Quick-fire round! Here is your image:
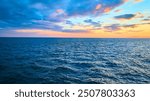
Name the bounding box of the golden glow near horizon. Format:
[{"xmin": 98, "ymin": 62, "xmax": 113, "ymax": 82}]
[{"xmin": 16, "ymin": 23, "xmax": 150, "ymax": 38}]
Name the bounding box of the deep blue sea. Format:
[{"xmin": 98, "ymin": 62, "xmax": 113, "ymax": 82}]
[{"xmin": 0, "ymin": 38, "xmax": 150, "ymax": 84}]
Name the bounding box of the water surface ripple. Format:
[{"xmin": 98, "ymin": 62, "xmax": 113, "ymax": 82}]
[{"xmin": 0, "ymin": 38, "xmax": 150, "ymax": 84}]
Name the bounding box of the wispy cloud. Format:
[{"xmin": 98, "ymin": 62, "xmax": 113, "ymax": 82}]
[
  {"xmin": 84, "ymin": 19, "xmax": 101, "ymax": 27},
  {"xmin": 114, "ymin": 12, "xmax": 144, "ymax": 21},
  {"xmin": 114, "ymin": 14, "xmax": 136, "ymax": 20}
]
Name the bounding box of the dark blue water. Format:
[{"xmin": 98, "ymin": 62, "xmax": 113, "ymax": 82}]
[{"xmin": 0, "ymin": 38, "xmax": 150, "ymax": 84}]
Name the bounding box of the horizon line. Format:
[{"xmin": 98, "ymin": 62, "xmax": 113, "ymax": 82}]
[{"xmin": 0, "ymin": 37, "xmax": 150, "ymax": 39}]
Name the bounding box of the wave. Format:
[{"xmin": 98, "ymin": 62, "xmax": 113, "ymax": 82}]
[{"xmin": 0, "ymin": 38, "xmax": 150, "ymax": 84}]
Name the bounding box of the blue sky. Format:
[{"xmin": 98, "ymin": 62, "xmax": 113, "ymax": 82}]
[{"xmin": 0, "ymin": 0, "xmax": 150, "ymax": 37}]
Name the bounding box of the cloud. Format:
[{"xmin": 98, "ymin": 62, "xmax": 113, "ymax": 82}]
[
  {"xmin": 122, "ymin": 24, "xmax": 137, "ymax": 28},
  {"xmin": 114, "ymin": 9, "xmax": 122, "ymax": 13},
  {"xmin": 0, "ymin": 0, "xmax": 130, "ymax": 33},
  {"xmin": 102, "ymin": 22, "xmax": 150, "ymax": 33},
  {"xmin": 95, "ymin": 4, "xmax": 102, "ymax": 10},
  {"xmin": 114, "ymin": 14, "xmax": 136, "ymax": 20},
  {"xmin": 142, "ymin": 19, "xmax": 150, "ymax": 21},
  {"xmin": 65, "ymin": 21, "xmax": 74, "ymax": 26},
  {"xmin": 134, "ymin": 0, "xmax": 143, "ymax": 3},
  {"xmin": 66, "ymin": 0, "xmax": 124, "ymax": 16},
  {"xmin": 104, "ymin": 8, "xmax": 111, "ymax": 13},
  {"xmin": 123, "ymin": 0, "xmax": 129, "ymax": 2},
  {"xmin": 84, "ymin": 19, "xmax": 101, "ymax": 27},
  {"xmin": 103, "ymin": 23, "xmax": 141, "ymax": 31},
  {"xmin": 114, "ymin": 12, "xmax": 144, "ymax": 21},
  {"xmin": 104, "ymin": 24, "xmax": 121, "ymax": 31},
  {"xmin": 135, "ymin": 12, "xmax": 144, "ymax": 18}
]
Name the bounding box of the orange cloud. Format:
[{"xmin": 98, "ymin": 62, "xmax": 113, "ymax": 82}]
[
  {"xmin": 134, "ymin": 0, "xmax": 143, "ymax": 3},
  {"xmin": 95, "ymin": 4, "xmax": 102, "ymax": 10},
  {"xmin": 104, "ymin": 7, "xmax": 111, "ymax": 13}
]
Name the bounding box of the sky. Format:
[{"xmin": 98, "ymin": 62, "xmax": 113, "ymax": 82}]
[{"xmin": 0, "ymin": 0, "xmax": 150, "ymax": 38}]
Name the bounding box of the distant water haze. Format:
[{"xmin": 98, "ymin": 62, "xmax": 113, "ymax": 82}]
[{"xmin": 0, "ymin": 38, "xmax": 150, "ymax": 84}]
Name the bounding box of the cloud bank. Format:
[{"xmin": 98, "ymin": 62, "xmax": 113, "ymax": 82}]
[{"xmin": 0, "ymin": 0, "xmax": 126, "ymax": 32}]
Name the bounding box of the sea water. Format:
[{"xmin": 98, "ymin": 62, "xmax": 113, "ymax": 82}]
[{"xmin": 0, "ymin": 38, "xmax": 150, "ymax": 84}]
